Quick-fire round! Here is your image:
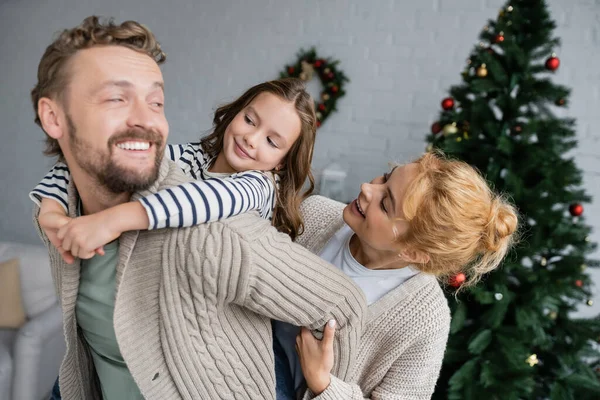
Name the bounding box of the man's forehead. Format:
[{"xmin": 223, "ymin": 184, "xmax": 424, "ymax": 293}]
[{"xmin": 69, "ymin": 46, "xmax": 163, "ymax": 87}]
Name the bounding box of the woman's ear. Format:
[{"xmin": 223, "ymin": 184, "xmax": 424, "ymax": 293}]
[
  {"xmin": 38, "ymin": 98, "xmax": 65, "ymax": 140},
  {"xmin": 399, "ymin": 248, "xmax": 430, "ymax": 265}
]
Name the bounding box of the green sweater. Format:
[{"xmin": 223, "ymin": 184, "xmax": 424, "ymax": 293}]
[{"xmin": 33, "ymin": 159, "xmax": 366, "ymax": 400}]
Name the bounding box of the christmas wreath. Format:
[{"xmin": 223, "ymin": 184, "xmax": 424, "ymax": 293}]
[{"xmin": 280, "ymin": 47, "xmax": 348, "ymax": 128}]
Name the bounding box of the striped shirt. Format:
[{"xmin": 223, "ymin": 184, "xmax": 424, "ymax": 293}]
[{"xmin": 29, "ymin": 142, "xmax": 277, "ymax": 230}]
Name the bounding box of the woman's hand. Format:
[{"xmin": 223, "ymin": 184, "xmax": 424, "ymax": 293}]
[{"xmin": 296, "ymin": 319, "xmax": 336, "ymax": 395}]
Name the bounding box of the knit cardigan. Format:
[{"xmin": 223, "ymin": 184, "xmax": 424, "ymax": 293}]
[
  {"xmin": 295, "ymin": 196, "xmax": 451, "ymax": 400},
  {"xmin": 33, "ymin": 159, "xmax": 367, "ymax": 400}
]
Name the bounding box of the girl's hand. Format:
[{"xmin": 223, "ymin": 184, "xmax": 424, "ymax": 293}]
[
  {"xmin": 57, "ymin": 212, "xmax": 114, "ymax": 260},
  {"xmin": 296, "ymin": 319, "xmax": 336, "ymax": 395},
  {"xmin": 56, "ymin": 201, "xmax": 148, "ymax": 259},
  {"xmin": 39, "ymin": 198, "xmax": 76, "ymax": 264}
]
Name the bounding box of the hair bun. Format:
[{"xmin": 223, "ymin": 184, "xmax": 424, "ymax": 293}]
[{"xmin": 482, "ymin": 198, "xmax": 518, "ymax": 252}]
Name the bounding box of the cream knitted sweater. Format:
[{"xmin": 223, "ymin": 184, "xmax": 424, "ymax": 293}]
[
  {"xmin": 296, "ymin": 196, "xmax": 451, "ymax": 400},
  {"xmin": 33, "ymin": 160, "xmax": 367, "ymax": 400}
]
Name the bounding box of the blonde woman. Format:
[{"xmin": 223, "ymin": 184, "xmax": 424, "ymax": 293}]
[{"xmin": 274, "ymin": 151, "xmax": 519, "ymax": 399}]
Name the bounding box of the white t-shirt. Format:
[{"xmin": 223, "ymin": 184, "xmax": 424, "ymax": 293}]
[{"xmin": 273, "ymin": 224, "xmax": 419, "ymax": 390}]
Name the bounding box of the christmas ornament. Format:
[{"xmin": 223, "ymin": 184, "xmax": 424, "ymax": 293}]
[
  {"xmin": 556, "ymin": 98, "xmax": 566, "ymax": 106},
  {"xmin": 443, "ymin": 123, "xmax": 458, "ymax": 136},
  {"xmin": 280, "ymin": 47, "xmax": 348, "ymax": 128},
  {"xmin": 441, "ymin": 97, "xmax": 455, "ymax": 110},
  {"xmin": 512, "ymin": 124, "xmax": 523, "ymax": 134},
  {"xmin": 316, "ymin": 112, "xmax": 322, "ymax": 119},
  {"xmin": 549, "ymin": 311, "xmax": 557, "ymax": 320},
  {"xmin": 581, "ymin": 264, "xmax": 588, "ymax": 271},
  {"xmin": 545, "ymin": 54, "xmax": 560, "ymax": 71},
  {"xmin": 431, "ymin": 122, "xmax": 442, "ymax": 134},
  {"xmin": 300, "ymin": 60, "xmax": 315, "ymax": 81},
  {"xmin": 526, "ymin": 354, "xmax": 539, "ymax": 367},
  {"xmin": 569, "ymin": 203, "xmax": 583, "ymax": 216},
  {"xmin": 495, "ymin": 293, "xmax": 503, "ymax": 301},
  {"xmin": 575, "ymin": 280, "xmax": 583, "ymax": 287},
  {"xmin": 476, "ymin": 64, "xmax": 488, "ymax": 77},
  {"xmin": 456, "ymin": 137, "xmax": 462, "ymax": 142},
  {"xmin": 587, "ymin": 299, "xmax": 594, "ymax": 306},
  {"xmin": 426, "ymin": 144, "xmax": 434, "ymax": 152},
  {"xmin": 507, "ymin": 5, "xmax": 513, "ymax": 12},
  {"xmin": 540, "ymin": 257, "xmax": 547, "ymax": 266},
  {"xmin": 495, "ymin": 33, "xmax": 505, "ymax": 43},
  {"xmin": 449, "ymin": 273, "xmax": 466, "ymax": 287}
]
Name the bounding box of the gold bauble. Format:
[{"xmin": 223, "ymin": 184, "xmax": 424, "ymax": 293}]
[
  {"xmin": 526, "ymin": 354, "xmax": 539, "ymax": 367},
  {"xmin": 443, "ymin": 123, "xmax": 458, "ymax": 136},
  {"xmin": 476, "ymin": 64, "xmax": 488, "ymax": 78}
]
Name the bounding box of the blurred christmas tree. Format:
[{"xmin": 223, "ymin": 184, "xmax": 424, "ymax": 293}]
[{"xmin": 426, "ymin": 1, "xmax": 600, "ymax": 399}]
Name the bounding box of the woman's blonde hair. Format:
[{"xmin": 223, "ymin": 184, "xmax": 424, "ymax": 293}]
[
  {"xmin": 200, "ymin": 78, "xmax": 317, "ymax": 240},
  {"xmin": 399, "ymin": 151, "xmax": 518, "ymax": 289}
]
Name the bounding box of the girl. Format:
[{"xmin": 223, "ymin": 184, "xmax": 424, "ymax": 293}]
[
  {"xmin": 31, "ymin": 78, "xmax": 316, "ymax": 259},
  {"xmin": 274, "ymin": 151, "xmax": 519, "ymax": 399}
]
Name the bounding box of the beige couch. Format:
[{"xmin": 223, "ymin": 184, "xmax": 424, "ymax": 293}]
[{"xmin": 0, "ymin": 241, "xmax": 65, "ymax": 400}]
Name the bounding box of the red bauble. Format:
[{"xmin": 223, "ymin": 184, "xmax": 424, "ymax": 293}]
[
  {"xmin": 287, "ymin": 66, "xmax": 295, "ymax": 74},
  {"xmin": 569, "ymin": 203, "xmax": 583, "ymax": 216},
  {"xmin": 545, "ymin": 56, "xmax": 560, "ymax": 71},
  {"xmin": 330, "ymin": 85, "xmax": 339, "ymax": 93},
  {"xmin": 431, "ymin": 122, "xmax": 442, "ymax": 134},
  {"xmin": 326, "ymin": 72, "xmax": 335, "ymax": 79},
  {"xmin": 575, "ymin": 280, "xmax": 584, "ymax": 287},
  {"xmin": 450, "ymin": 273, "xmax": 466, "ymax": 288},
  {"xmin": 494, "ymin": 34, "xmax": 505, "ymax": 43},
  {"xmin": 318, "ymin": 103, "xmax": 326, "ymax": 111},
  {"xmin": 314, "ymin": 59, "xmax": 324, "ymax": 68},
  {"xmin": 316, "ymin": 120, "xmax": 321, "ymax": 127},
  {"xmin": 441, "ymin": 97, "xmax": 455, "ymax": 110}
]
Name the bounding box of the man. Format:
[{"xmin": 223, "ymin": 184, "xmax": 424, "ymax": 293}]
[{"xmin": 31, "ymin": 16, "xmax": 365, "ymax": 399}]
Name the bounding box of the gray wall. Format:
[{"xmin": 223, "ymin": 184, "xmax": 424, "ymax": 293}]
[{"xmin": 1, "ymin": 0, "xmax": 599, "ymax": 316}]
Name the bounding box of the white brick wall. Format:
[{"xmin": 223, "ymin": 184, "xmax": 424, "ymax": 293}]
[{"xmin": 0, "ymin": 0, "xmax": 598, "ymax": 315}]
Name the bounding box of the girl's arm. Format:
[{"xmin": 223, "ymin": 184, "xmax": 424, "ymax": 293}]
[
  {"xmin": 58, "ymin": 171, "xmax": 276, "ymax": 258},
  {"xmin": 29, "ymin": 162, "xmax": 71, "ymax": 212},
  {"xmin": 140, "ymin": 170, "xmax": 276, "ymax": 229}
]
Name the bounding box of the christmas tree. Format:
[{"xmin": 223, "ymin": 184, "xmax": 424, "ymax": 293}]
[{"xmin": 426, "ymin": 1, "xmax": 600, "ymax": 398}]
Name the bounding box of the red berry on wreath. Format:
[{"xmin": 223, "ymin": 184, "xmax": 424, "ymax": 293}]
[
  {"xmin": 545, "ymin": 56, "xmax": 560, "ymax": 71},
  {"xmin": 431, "ymin": 122, "xmax": 442, "ymax": 134},
  {"xmin": 327, "ymin": 72, "xmax": 335, "ymax": 80},
  {"xmin": 575, "ymin": 280, "xmax": 583, "ymax": 287},
  {"xmin": 494, "ymin": 34, "xmax": 505, "ymax": 43},
  {"xmin": 441, "ymin": 97, "xmax": 455, "ymax": 110},
  {"xmin": 449, "ymin": 273, "xmax": 466, "ymax": 288},
  {"xmin": 316, "ymin": 120, "xmax": 321, "ymax": 127},
  {"xmin": 287, "ymin": 66, "xmax": 295, "ymax": 75},
  {"xmin": 331, "ymin": 86, "xmax": 339, "ymax": 93},
  {"xmin": 314, "ymin": 59, "xmax": 324, "ymax": 68},
  {"xmin": 569, "ymin": 203, "xmax": 583, "ymax": 216},
  {"xmin": 318, "ymin": 103, "xmax": 326, "ymax": 111}
]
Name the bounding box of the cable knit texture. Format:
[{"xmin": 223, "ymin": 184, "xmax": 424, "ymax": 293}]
[
  {"xmin": 297, "ymin": 196, "xmax": 451, "ymax": 400},
  {"xmin": 32, "ymin": 160, "xmax": 367, "ymax": 400}
]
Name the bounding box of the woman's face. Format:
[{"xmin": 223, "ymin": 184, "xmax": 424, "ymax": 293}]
[{"xmin": 343, "ymin": 163, "xmax": 419, "ymax": 253}]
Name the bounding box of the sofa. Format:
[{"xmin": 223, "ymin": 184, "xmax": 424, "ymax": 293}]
[{"xmin": 0, "ymin": 241, "xmax": 65, "ymax": 400}]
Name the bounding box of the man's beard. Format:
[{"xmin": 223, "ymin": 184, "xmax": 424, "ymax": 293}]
[{"xmin": 66, "ymin": 115, "xmax": 164, "ymax": 194}]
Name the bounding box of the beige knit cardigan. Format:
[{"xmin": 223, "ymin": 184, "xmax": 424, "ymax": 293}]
[
  {"xmin": 33, "ymin": 159, "xmax": 367, "ymax": 400},
  {"xmin": 296, "ymin": 196, "xmax": 451, "ymax": 400}
]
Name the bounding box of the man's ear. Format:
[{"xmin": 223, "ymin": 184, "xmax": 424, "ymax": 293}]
[
  {"xmin": 38, "ymin": 97, "xmax": 65, "ymax": 140},
  {"xmin": 399, "ymin": 248, "xmax": 430, "ymax": 265}
]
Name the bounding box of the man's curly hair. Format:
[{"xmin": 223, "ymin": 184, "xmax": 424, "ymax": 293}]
[{"xmin": 31, "ymin": 16, "xmax": 166, "ymax": 159}]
